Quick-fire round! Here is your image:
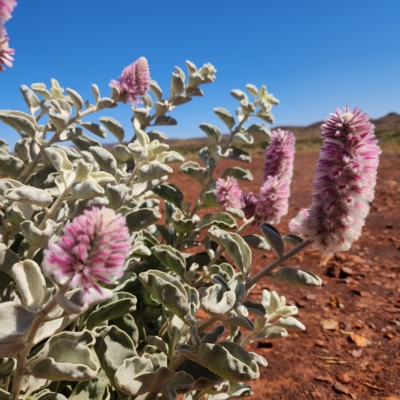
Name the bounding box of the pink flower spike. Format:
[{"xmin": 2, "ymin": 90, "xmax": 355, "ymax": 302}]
[
  {"xmin": 294, "ymin": 106, "xmax": 381, "ymax": 253},
  {"xmin": 0, "ymin": 0, "xmax": 17, "ymax": 24},
  {"xmin": 263, "ymin": 128, "xmax": 296, "ymax": 184},
  {"xmin": 42, "ymin": 207, "xmax": 131, "ymax": 300},
  {"xmin": 241, "ymin": 191, "xmax": 257, "ymax": 219},
  {"xmin": 215, "ymin": 177, "xmax": 244, "ymax": 210},
  {"xmin": 255, "ymin": 176, "xmax": 290, "ymax": 224},
  {"xmin": 109, "ymin": 57, "xmax": 151, "ymax": 105},
  {"xmin": 0, "ymin": 34, "xmax": 14, "ymax": 71}
]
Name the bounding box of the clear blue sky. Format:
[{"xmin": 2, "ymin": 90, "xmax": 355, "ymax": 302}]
[{"xmin": 1, "ymin": 0, "xmax": 399, "ymax": 147}]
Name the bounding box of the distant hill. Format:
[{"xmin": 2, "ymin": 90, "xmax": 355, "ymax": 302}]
[{"xmin": 166, "ymin": 112, "xmax": 400, "ymax": 152}]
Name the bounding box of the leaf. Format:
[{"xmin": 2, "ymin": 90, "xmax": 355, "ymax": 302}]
[
  {"xmin": 114, "ymin": 357, "xmax": 174, "ymax": 396},
  {"xmin": 180, "ymin": 161, "xmax": 209, "ymax": 186},
  {"xmin": 11, "ymin": 260, "xmax": 46, "ymax": 312},
  {"xmin": 99, "ymin": 116, "xmax": 125, "ymax": 142},
  {"xmin": 199, "ymin": 123, "xmax": 221, "ymax": 143},
  {"xmin": 138, "ymin": 162, "xmax": 173, "ymax": 182},
  {"xmin": 86, "ymin": 292, "xmax": 137, "ymax": 330},
  {"xmin": 66, "ymin": 88, "xmax": 84, "ymax": 112},
  {"xmin": 69, "ymin": 378, "xmax": 112, "ymax": 400},
  {"xmin": 44, "ymin": 147, "xmax": 73, "ymax": 184},
  {"xmin": 94, "ymin": 325, "xmax": 137, "ymax": 385},
  {"xmin": 275, "ymin": 316, "xmax": 305, "ymax": 331},
  {"xmin": 5, "ymin": 187, "xmax": 53, "ymax": 208},
  {"xmin": 20, "ymin": 220, "xmax": 58, "ymax": 248},
  {"xmin": 242, "ymin": 234, "xmax": 270, "ymax": 251},
  {"xmin": 180, "ymin": 341, "xmax": 263, "ymax": 382},
  {"xmin": 254, "ymin": 325, "xmax": 288, "ymax": 341},
  {"xmin": 282, "ymin": 234, "xmax": 304, "ymax": 246},
  {"xmin": 198, "ymin": 212, "xmax": 237, "ymax": 230},
  {"xmin": 201, "ymin": 284, "xmax": 236, "ymax": 316},
  {"xmin": 208, "ymin": 226, "xmax": 252, "ymax": 276},
  {"xmin": 152, "ymin": 245, "xmax": 186, "ymax": 277},
  {"xmin": 259, "ymin": 223, "xmax": 284, "ymax": 258},
  {"xmin": 20, "ymin": 85, "xmax": 41, "ymax": 114},
  {"xmin": 271, "ymin": 267, "xmax": 323, "ymax": 288},
  {"xmin": 152, "ymin": 183, "xmax": 183, "ymax": 209},
  {"xmin": 153, "ymin": 115, "xmax": 178, "ymax": 126},
  {"xmin": 139, "ymin": 270, "xmax": 189, "ymax": 321},
  {"xmin": 70, "ymin": 180, "xmax": 104, "ymax": 200},
  {"xmin": 0, "ymin": 302, "xmax": 37, "ymax": 357},
  {"xmin": 126, "ymin": 208, "xmax": 161, "ymax": 232},
  {"xmin": 29, "ymin": 338, "xmax": 98, "ymax": 381},
  {"xmin": 0, "ymin": 153, "xmax": 24, "ymax": 178},
  {"xmin": 145, "ymin": 336, "xmax": 169, "ymax": 355},
  {"xmin": 230, "ymin": 90, "xmax": 248, "ymax": 102},
  {"xmin": 213, "ymin": 107, "xmax": 235, "ymax": 130},
  {"xmin": 231, "ymin": 132, "xmax": 254, "ymax": 146},
  {"xmin": 225, "ymin": 316, "xmax": 254, "ymax": 331},
  {"xmin": 221, "ymin": 167, "xmax": 253, "ymax": 181},
  {"xmin": 89, "ymin": 146, "xmax": 117, "ymax": 176},
  {"xmin": 0, "ymin": 111, "xmax": 37, "ymax": 138},
  {"xmin": 247, "ymin": 123, "xmax": 271, "ymax": 136},
  {"xmin": 79, "ymin": 122, "xmax": 107, "ymax": 139},
  {"xmin": 150, "ymin": 80, "xmax": 163, "ymax": 101}
]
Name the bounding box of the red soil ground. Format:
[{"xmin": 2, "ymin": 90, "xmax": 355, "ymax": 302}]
[{"xmin": 168, "ymin": 147, "xmax": 400, "ymax": 400}]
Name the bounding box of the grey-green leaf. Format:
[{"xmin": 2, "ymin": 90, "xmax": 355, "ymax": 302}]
[
  {"xmin": 139, "ymin": 270, "xmax": 189, "ymax": 321},
  {"xmin": 199, "ymin": 123, "xmax": 221, "ymax": 144},
  {"xmin": 79, "ymin": 122, "xmax": 107, "ymax": 139},
  {"xmin": 259, "ymin": 223, "xmax": 284, "ymax": 258},
  {"xmin": 99, "ymin": 117, "xmax": 124, "ymax": 142},
  {"xmin": 198, "ymin": 212, "xmax": 237, "ymax": 230},
  {"xmin": 221, "ymin": 167, "xmax": 253, "ymax": 181},
  {"xmin": 213, "ymin": 107, "xmax": 235, "ymax": 130},
  {"xmin": 125, "ymin": 208, "xmax": 161, "ymax": 232},
  {"xmin": 152, "ymin": 245, "xmax": 186, "ymax": 277},
  {"xmin": 271, "ymin": 267, "xmax": 323, "ymax": 288}
]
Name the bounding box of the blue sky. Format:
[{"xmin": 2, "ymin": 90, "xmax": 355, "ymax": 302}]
[{"xmin": 1, "ymin": 0, "xmax": 399, "ymax": 148}]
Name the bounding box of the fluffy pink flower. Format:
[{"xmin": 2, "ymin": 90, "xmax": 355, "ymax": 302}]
[
  {"xmin": 43, "ymin": 207, "xmax": 131, "ymax": 299},
  {"xmin": 263, "ymin": 129, "xmax": 296, "ymax": 183},
  {"xmin": 0, "ymin": 0, "xmax": 16, "ymax": 24},
  {"xmin": 216, "ymin": 177, "xmax": 243, "ymax": 210},
  {"xmin": 0, "ymin": 33, "xmax": 14, "ymax": 71},
  {"xmin": 109, "ymin": 57, "xmax": 151, "ymax": 105},
  {"xmin": 255, "ymin": 176, "xmax": 290, "ymax": 224},
  {"xmin": 290, "ymin": 106, "xmax": 381, "ymax": 253},
  {"xmin": 288, "ymin": 208, "xmax": 309, "ymax": 235},
  {"xmin": 241, "ymin": 191, "xmax": 257, "ymax": 219}
]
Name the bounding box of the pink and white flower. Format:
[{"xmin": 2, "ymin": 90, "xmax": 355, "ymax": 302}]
[
  {"xmin": 109, "ymin": 57, "xmax": 151, "ymax": 105},
  {"xmin": 290, "ymin": 106, "xmax": 381, "ymax": 252},
  {"xmin": 215, "ymin": 177, "xmax": 243, "ymax": 210},
  {"xmin": 255, "ymin": 176, "xmax": 290, "ymax": 224},
  {"xmin": 43, "ymin": 207, "xmax": 131, "ymax": 299},
  {"xmin": 262, "ymin": 128, "xmax": 296, "ymax": 183}
]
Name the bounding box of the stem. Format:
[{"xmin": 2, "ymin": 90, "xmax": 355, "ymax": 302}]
[
  {"xmin": 10, "ymin": 286, "xmax": 68, "ymax": 399},
  {"xmin": 3, "ymin": 377, "xmax": 10, "ymax": 392},
  {"xmin": 245, "ymin": 238, "xmax": 313, "ymax": 290}
]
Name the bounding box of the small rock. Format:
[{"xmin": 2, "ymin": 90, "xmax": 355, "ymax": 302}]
[
  {"xmin": 315, "ymin": 375, "xmax": 334, "ymax": 385},
  {"xmin": 339, "ymin": 266, "xmax": 354, "ymax": 278},
  {"xmin": 333, "ymin": 382, "xmax": 349, "ymax": 395},
  {"xmin": 337, "ymin": 372, "xmax": 351, "ymax": 383},
  {"xmin": 348, "ymin": 349, "xmax": 363, "ymax": 358},
  {"xmin": 315, "ymin": 339, "xmax": 326, "ymax": 348}
]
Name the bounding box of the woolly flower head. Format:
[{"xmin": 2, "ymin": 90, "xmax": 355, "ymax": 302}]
[
  {"xmin": 242, "ymin": 191, "xmax": 257, "ymax": 220},
  {"xmin": 0, "ymin": 33, "xmax": 14, "ymax": 71},
  {"xmin": 290, "ymin": 106, "xmax": 381, "ymax": 253},
  {"xmin": 255, "ymin": 176, "xmax": 290, "ymax": 224},
  {"xmin": 109, "ymin": 57, "xmax": 151, "ymax": 105},
  {"xmin": 43, "ymin": 207, "xmax": 131, "ymax": 299},
  {"xmin": 215, "ymin": 177, "xmax": 243, "ymax": 210},
  {"xmin": 263, "ymin": 128, "xmax": 296, "ymax": 183},
  {"xmin": 0, "ymin": 0, "xmax": 16, "ymax": 25}
]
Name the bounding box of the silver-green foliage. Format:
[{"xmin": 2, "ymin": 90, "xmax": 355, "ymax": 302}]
[{"xmin": 0, "ymin": 61, "xmax": 322, "ymax": 400}]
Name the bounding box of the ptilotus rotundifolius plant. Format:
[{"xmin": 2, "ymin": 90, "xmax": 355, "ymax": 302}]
[
  {"xmin": 0, "ymin": 49, "xmax": 380, "ymax": 399},
  {"xmin": 0, "ymin": 0, "xmax": 16, "ymax": 71},
  {"xmin": 290, "ymin": 106, "xmax": 381, "ymax": 253}
]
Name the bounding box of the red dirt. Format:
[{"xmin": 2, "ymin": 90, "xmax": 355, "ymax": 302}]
[{"xmin": 169, "ymin": 148, "xmax": 400, "ymax": 400}]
